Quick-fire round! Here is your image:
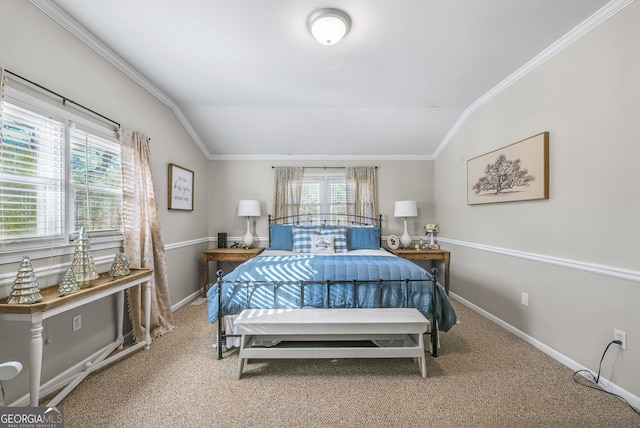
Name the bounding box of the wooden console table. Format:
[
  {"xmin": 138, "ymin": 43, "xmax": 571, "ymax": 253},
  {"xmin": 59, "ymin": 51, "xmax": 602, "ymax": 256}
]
[
  {"xmin": 0, "ymin": 268, "xmax": 152, "ymax": 407},
  {"xmin": 389, "ymin": 249, "xmax": 450, "ymax": 294},
  {"xmin": 202, "ymin": 247, "xmax": 265, "ymax": 296}
]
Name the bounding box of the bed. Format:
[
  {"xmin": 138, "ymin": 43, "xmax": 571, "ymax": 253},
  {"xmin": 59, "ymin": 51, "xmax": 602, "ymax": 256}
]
[{"xmin": 206, "ymin": 214, "xmax": 457, "ymax": 361}]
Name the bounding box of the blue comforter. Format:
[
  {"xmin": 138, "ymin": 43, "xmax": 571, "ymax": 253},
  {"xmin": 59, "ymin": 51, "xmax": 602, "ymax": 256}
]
[{"xmin": 206, "ymin": 253, "xmax": 457, "ymax": 331}]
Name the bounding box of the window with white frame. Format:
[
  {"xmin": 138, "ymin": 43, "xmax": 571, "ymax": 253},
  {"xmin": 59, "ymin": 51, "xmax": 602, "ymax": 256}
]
[
  {"xmin": 0, "ymin": 86, "xmax": 123, "ymax": 250},
  {"xmin": 299, "ymin": 172, "xmax": 347, "ymax": 221}
]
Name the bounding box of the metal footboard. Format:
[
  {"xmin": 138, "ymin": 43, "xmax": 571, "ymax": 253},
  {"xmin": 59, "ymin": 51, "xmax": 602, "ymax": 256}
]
[{"xmin": 216, "ymin": 268, "xmax": 440, "ymax": 360}]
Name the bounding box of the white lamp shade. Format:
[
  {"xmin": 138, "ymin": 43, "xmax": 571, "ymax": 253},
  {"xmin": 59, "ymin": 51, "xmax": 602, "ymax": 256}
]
[
  {"xmin": 394, "ymin": 200, "xmax": 417, "ymax": 218},
  {"xmin": 238, "ymin": 200, "xmax": 261, "ymax": 217},
  {"xmin": 309, "ymin": 8, "xmax": 351, "ymax": 45}
]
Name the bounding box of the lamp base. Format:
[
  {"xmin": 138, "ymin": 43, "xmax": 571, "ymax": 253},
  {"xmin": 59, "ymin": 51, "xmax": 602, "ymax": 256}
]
[
  {"xmin": 400, "ymin": 219, "xmax": 412, "ymax": 248},
  {"xmin": 400, "ymin": 232, "xmax": 412, "ymax": 249},
  {"xmin": 242, "ymin": 218, "xmax": 254, "ymax": 248}
]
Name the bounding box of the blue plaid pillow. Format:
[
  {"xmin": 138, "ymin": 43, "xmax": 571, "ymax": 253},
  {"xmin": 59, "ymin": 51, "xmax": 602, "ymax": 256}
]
[
  {"xmin": 321, "ymin": 227, "xmax": 348, "ymax": 253},
  {"xmin": 292, "ymin": 226, "xmax": 321, "ymax": 253}
]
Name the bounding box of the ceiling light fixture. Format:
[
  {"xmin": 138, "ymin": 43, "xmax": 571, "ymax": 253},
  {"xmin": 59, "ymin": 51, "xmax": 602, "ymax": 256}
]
[{"xmin": 308, "ymin": 8, "xmax": 351, "ymax": 45}]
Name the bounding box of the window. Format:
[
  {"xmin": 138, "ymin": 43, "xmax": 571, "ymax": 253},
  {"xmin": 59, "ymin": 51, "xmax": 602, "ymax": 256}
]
[
  {"xmin": 299, "ymin": 172, "xmax": 347, "ymax": 222},
  {"xmin": 0, "ymin": 86, "xmax": 122, "ymax": 249},
  {"xmin": 0, "ymin": 102, "xmax": 64, "ymax": 242},
  {"xmin": 69, "ymin": 126, "xmax": 123, "ymax": 234},
  {"xmin": 273, "ymin": 166, "xmax": 378, "ymax": 223}
]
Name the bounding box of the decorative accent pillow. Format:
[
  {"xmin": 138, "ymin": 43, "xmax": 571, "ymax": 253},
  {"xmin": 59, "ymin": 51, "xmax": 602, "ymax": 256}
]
[
  {"xmin": 310, "ymin": 234, "xmax": 335, "ymax": 254},
  {"xmin": 347, "ymin": 226, "xmax": 381, "ymax": 250},
  {"xmin": 321, "ymin": 227, "xmax": 348, "ymax": 253},
  {"xmin": 268, "ymin": 224, "xmax": 293, "ymax": 251},
  {"xmin": 292, "ymin": 226, "xmax": 321, "ymax": 253}
]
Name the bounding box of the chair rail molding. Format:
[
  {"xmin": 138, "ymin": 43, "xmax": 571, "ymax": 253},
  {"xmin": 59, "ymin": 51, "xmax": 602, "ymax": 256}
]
[{"xmin": 439, "ymin": 237, "xmax": 640, "ymax": 283}]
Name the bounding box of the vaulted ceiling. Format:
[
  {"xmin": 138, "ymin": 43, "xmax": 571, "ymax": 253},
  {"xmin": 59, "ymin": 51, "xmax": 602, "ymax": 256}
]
[{"xmin": 39, "ymin": 0, "xmax": 613, "ymax": 159}]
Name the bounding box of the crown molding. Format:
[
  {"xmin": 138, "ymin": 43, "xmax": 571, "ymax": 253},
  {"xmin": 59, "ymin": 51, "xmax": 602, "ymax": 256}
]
[
  {"xmin": 31, "ymin": 0, "xmax": 633, "ymax": 162},
  {"xmin": 208, "ymin": 154, "xmax": 434, "ymax": 161},
  {"xmin": 30, "ymin": 0, "xmax": 173, "ymax": 107},
  {"xmin": 432, "ymin": 0, "xmax": 634, "ymax": 159},
  {"xmin": 29, "ymin": 0, "xmax": 213, "ymax": 159}
]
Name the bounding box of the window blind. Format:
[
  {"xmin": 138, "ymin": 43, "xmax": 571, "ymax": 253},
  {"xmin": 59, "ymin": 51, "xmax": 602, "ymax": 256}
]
[
  {"xmin": 300, "ymin": 173, "xmax": 346, "ymax": 220},
  {"xmin": 69, "ymin": 126, "xmax": 123, "ymax": 234},
  {"xmin": 0, "ymin": 101, "xmax": 65, "ymax": 241},
  {"xmin": 1, "ymin": 79, "xmax": 123, "ymax": 248}
]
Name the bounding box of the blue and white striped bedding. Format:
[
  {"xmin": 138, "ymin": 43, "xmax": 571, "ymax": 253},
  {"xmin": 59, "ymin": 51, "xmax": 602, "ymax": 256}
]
[{"xmin": 206, "ymin": 249, "xmax": 457, "ymax": 331}]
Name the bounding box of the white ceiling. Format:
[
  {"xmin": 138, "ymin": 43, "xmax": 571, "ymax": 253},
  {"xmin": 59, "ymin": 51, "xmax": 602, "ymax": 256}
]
[{"xmin": 40, "ymin": 0, "xmax": 613, "ymax": 160}]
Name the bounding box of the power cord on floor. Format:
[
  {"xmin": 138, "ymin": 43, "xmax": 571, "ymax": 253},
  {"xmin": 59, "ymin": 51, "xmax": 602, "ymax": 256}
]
[{"xmin": 573, "ymin": 340, "xmax": 640, "ymax": 417}]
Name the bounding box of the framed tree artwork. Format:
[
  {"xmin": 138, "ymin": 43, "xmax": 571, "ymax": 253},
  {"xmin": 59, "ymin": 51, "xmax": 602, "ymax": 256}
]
[
  {"xmin": 467, "ymin": 132, "xmax": 549, "ymax": 205},
  {"xmin": 168, "ymin": 163, "xmax": 194, "ymax": 210}
]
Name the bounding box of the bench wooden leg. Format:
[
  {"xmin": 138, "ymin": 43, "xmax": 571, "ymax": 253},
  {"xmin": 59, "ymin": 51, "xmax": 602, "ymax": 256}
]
[
  {"xmin": 237, "ymin": 334, "xmax": 251, "ymax": 379},
  {"xmin": 418, "ymin": 334, "xmax": 427, "ymax": 378}
]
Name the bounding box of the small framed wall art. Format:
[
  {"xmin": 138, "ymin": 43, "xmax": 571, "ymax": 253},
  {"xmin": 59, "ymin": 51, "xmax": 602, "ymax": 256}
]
[
  {"xmin": 467, "ymin": 132, "xmax": 549, "ymax": 205},
  {"xmin": 168, "ymin": 163, "xmax": 194, "ymax": 211}
]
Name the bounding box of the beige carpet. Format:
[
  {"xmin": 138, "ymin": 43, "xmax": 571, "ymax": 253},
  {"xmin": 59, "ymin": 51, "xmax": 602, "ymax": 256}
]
[{"xmin": 57, "ymin": 299, "xmax": 640, "ymax": 428}]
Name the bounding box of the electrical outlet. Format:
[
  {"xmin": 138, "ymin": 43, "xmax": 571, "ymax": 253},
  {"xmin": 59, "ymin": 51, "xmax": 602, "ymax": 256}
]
[
  {"xmin": 521, "ymin": 292, "xmax": 529, "ymax": 307},
  {"xmin": 614, "ymin": 329, "xmax": 627, "ymax": 349},
  {"xmin": 72, "ymin": 314, "xmax": 82, "ymax": 332}
]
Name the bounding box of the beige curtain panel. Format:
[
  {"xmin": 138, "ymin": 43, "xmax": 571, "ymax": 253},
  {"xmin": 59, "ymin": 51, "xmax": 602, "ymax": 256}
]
[
  {"xmin": 120, "ymin": 128, "xmax": 175, "ymax": 342},
  {"xmin": 346, "ymin": 166, "xmax": 378, "ymax": 221},
  {"xmin": 273, "ymin": 167, "xmax": 303, "ymax": 220}
]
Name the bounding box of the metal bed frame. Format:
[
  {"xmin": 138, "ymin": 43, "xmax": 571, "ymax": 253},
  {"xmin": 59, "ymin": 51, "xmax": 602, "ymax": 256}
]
[
  {"xmin": 214, "ymin": 275, "xmax": 441, "ymax": 361},
  {"xmin": 213, "ymin": 213, "xmax": 440, "ymax": 361}
]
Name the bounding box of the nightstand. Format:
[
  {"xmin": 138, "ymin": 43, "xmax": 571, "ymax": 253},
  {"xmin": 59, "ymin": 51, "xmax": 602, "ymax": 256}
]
[
  {"xmin": 202, "ymin": 248, "xmax": 265, "ymax": 296},
  {"xmin": 389, "ymin": 249, "xmax": 450, "ymax": 294}
]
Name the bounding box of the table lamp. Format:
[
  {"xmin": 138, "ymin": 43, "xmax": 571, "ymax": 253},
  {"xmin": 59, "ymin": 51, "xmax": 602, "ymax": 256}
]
[
  {"xmin": 238, "ymin": 200, "xmax": 261, "ymax": 247},
  {"xmin": 394, "ymin": 200, "xmax": 417, "ymax": 248}
]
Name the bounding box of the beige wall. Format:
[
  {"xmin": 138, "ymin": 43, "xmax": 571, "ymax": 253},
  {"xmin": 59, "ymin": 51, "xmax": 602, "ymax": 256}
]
[
  {"xmin": 435, "ymin": 1, "xmax": 639, "ymax": 398},
  {"xmin": 208, "ymin": 159, "xmax": 435, "ymax": 246},
  {"xmin": 0, "ymin": 3, "xmax": 436, "ymax": 404},
  {"xmin": 2, "ymin": 0, "xmax": 638, "ymax": 409},
  {"xmin": 0, "ymin": 1, "xmax": 208, "ymax": 404}
]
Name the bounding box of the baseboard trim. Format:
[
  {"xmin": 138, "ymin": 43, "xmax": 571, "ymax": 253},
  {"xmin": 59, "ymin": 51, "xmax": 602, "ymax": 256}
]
[
  {"xmin": 172, "ymin": 290, "xmax": 202, "ymax": 312},
  {"xmin": 450, "ymin": 292, "xmax": 640, "ymax": 411}
]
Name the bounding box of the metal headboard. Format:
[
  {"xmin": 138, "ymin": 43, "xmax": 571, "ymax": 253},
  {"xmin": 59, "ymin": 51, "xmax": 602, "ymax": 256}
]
[
  {"xmin": 268, "ymin": 213, "xmax": 382, "ymax": 227},
  {"xmin": 268, "ymin": 213, "xmax": 383, "ymax": 248}
]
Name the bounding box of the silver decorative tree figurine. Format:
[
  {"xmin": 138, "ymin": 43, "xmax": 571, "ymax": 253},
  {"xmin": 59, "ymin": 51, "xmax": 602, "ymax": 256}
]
[
  {"xmin": 109, "ymin": 244, "xmax": 130, "ymax": 279},
  {"xmin": 8, "ymin": 255, "xmax": 43, "ymax": 304},
  {"xmin": 71, "ymin": 226, "xmax": 99, "ymax": 288},
  {"xmin": 58, "ymin": 266, "xmax": 80, "ymax": 296}
]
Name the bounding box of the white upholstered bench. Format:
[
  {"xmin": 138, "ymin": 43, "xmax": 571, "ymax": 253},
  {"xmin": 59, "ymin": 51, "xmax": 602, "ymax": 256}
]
[{"xmin": 234, "ymin": 308, "xmax": 430, "ymax": 379}]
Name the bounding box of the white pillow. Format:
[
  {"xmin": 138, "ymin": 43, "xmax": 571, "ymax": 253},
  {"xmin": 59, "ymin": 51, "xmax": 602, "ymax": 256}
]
[{"xmin": 310, "ymin": 234, "xmax": 335, "ymax": 254}]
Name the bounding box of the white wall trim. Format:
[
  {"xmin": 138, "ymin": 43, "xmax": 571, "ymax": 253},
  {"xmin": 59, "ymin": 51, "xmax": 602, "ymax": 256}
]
[
  {"xmin": 0, "ymin": 237, "xmax": 207, "ymax": 296},
  {"xmin": 32, "ymin": 0, "xmax": 634, "ymax": 162},
  {"xmin": 180, "ymin": 234, "xmax": 640, "ymax": 284},
  {"xmin": 0, "ymin": 254, "xmax": 116, "ymax": 297},
  {"xmin": 451, "ymin": 292, "xmax": 640, "ymax": 411},
  {"xmin": 209, "ymin": 154, "xmax": 434, "ymax": 161},
  {"xmin": 439, "ymin": 237, "xmax": 640, "ymax": 283},
  {"xmin": 29, "ymin": 0, "xmax": 212, "ymax": 159},
  {"xmin": 30, "ymin": 0, "xmax": 435, "ymax": 164},
  {"xmin": 432, "ymin": 0, "xmax": 634, "ymax": 159},
  {"xmin": 171, "ymin": 290, "xmax": 202, "ymax": 312},
  {"xmin": 164, "ymin": 237, "xmax": 209, "ymax": 251}
]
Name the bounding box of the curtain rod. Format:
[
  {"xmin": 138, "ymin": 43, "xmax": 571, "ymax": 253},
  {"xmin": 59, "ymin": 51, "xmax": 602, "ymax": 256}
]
[
  {"xmin": 5, "ymin": 69, "xmax": 121, "ymax": 128},
  {"xmin": 271, "ymin": 166, "xmax": 378, "ymax": 169}
]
